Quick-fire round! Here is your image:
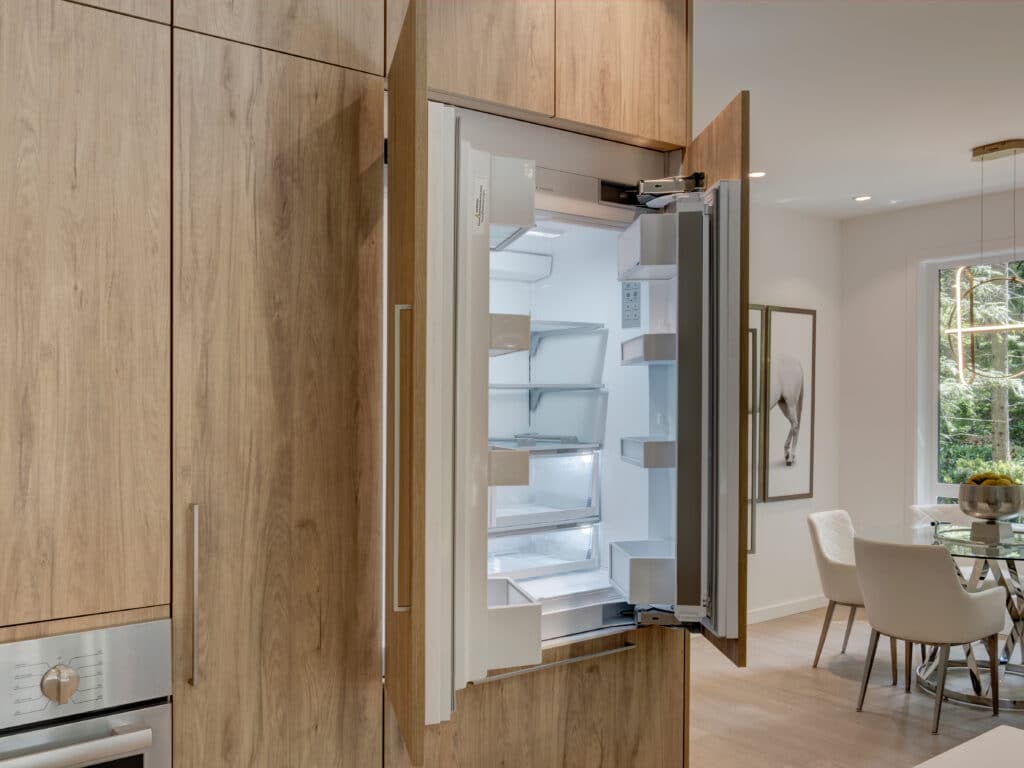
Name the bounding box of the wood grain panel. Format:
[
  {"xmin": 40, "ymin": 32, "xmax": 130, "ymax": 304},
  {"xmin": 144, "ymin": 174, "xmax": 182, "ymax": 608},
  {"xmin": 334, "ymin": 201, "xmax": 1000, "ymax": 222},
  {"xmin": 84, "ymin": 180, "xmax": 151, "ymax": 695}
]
[
  {"xmin": 0, "ymin": 606, "xmax": 170, "ymax": 644},
  {"xmin": 426, "ymin": 0, "xmax": 554, "ymax": 116},
  {"xmin": 386, "ymin": 0, "xmax": 427, "ymax": 762},
  {"xmin": 174, "ymin": 0, "xmax": 384, "ymax": 75},
  {"xmin": 556, "ymin": 0, "xmax": 690, "ymax": 147},
  {"xmin": 172, "ymin": 30, "xmax": 383, "ymax": 767},
  {"xmin": 386, "ymin": 628, "xmax": 688, "ymax": 767},
  {"xmin": 72, "ymin": 0, "xmax": 170, "ymax": 24},
  {"xmin": 683, "ymin": 91, "xmax": 750, "ymax": 667},
  {"xmin": 0, "ymin": 0, "xmax": 170, "ymax": 629}
]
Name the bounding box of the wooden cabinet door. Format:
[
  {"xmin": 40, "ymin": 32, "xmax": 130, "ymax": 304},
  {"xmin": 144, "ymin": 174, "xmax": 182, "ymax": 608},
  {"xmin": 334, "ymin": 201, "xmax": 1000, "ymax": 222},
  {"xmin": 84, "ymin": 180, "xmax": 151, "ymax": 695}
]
[
  {"xmin": 555, "ymin": 0, "xmax": 691, "ymax": 148},
  {"xmin": 423, "ymin": 0, "xmax": 555, "ymax": 116},
  {"xmin": 172, "ymin": 30, "xmax": 383, "ymax": 767},
  {"xmin": 0, "ymin": 0, "xmax": 170, "ymax": 629},
  {"xmin": 175, "ymin": 0, "xmax": 384, "ymax": 75},
  {"xmin": 385, "ymin": 0, "xmax": 428, "ymax": 763},
  {"xmin": 75, "ymin": 0, "xmax": 170, "ymax": 24},
  {"xmin": 385, "ymin": 629, "xmax": 688, "ymax": 768}
]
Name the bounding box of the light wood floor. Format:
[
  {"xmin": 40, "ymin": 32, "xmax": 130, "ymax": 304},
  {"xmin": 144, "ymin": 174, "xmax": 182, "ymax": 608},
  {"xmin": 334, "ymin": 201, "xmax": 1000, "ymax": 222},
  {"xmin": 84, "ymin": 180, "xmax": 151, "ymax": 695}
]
[{"xmin": 691, "ymin": 607, "xmax": 1024, "ymax": 767}]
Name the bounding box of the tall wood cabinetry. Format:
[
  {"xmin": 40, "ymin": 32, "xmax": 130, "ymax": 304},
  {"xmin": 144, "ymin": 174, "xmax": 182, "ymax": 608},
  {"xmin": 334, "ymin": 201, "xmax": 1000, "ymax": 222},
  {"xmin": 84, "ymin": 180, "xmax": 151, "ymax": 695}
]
[
  {"xmin": 411, "ymin": 0, "xmax": 691, "ymax": 148},
  {"xmin": 174, "ymin": 0, "xmax": 384, "ymax": 74},
  {"xmin": 171, "ymin": 30, "xmax": 384, "ymax": 767},
  {"xmin": 0, "ymin": 0, "xmax": 170, "ymax": 631}
]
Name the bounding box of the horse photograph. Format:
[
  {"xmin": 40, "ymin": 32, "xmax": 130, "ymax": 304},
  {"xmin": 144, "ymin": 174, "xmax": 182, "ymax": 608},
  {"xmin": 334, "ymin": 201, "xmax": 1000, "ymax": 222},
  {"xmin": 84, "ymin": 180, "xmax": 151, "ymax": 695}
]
[{"xmin": 763, "ymin": 307, "xmax": 816, "ymax": 500}]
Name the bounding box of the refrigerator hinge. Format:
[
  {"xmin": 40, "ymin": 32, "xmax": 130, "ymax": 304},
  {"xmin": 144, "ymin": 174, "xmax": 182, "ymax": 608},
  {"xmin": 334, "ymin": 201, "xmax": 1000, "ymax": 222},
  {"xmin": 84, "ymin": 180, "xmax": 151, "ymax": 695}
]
[
  {"xmin": 636, "ymin": 607, "xmax": 699, "ymax": 630},
  {"xmin": 635, "ymin": 172, "xmax": 705, "ymax": 204}
]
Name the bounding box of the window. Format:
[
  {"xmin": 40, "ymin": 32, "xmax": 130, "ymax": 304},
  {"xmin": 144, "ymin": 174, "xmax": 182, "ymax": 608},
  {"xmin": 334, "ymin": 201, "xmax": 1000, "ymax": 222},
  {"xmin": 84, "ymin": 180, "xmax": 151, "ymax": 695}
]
[{"xmin": 933, "ymin": 260, "xmax": 1024, "ymax": 497}]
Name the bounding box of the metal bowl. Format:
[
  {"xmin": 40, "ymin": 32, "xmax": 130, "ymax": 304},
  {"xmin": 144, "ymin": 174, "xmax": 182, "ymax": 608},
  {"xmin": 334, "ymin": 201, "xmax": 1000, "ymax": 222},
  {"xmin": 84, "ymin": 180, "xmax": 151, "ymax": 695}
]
[{"xmin": 958, "ymin": 483, "xmax": 1023, "ymax": 521}]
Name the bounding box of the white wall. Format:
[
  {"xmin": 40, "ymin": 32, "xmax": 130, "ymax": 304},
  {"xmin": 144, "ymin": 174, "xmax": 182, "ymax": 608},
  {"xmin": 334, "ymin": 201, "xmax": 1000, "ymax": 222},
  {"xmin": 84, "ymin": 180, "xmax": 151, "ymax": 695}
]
[
  {"xmin": 747, "ymin": 205, "xmax": 842, "ymax": 622},
  {"xmin": 839, "ymin": 190, "xmax": 1024, "ymax": 541}
]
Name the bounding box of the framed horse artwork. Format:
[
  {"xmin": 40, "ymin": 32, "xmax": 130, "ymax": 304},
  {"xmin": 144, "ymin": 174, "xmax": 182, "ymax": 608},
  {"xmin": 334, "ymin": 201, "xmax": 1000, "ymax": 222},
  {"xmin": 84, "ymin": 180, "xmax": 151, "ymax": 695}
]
[{"xmin": 762, "ymin": 306, "xmax": 816, "ymax": 501}]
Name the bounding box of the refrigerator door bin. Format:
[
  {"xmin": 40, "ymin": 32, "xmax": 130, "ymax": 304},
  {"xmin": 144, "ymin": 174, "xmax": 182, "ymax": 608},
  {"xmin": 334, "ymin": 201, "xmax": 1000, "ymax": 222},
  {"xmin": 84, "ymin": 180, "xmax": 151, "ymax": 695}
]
[
  {"xmin": 485, "ymin": 578, "xmax": 542, "ymax": 671},
  {"xmin": 488, "ymin": 523, "xmax": 598, "ymax": 578},
  {"xmin": 621, "ymin": 333, "xmax": 676, "ymax": 365},
  {"xmin": 620, "ymin": 437, "xmax": 676, "ymax": 468},
  {"xmin": 609, "ymin": 540, "xmax": 676, "ymax": 605},
  {"xmin": 490, "ymin": 449, "xmax": 600, "ymax": 530}
]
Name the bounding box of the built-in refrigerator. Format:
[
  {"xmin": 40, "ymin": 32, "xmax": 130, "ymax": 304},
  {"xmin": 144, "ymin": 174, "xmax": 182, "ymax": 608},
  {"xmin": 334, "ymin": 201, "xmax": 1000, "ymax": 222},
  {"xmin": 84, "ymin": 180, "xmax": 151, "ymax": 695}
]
[{"xmin": 417, "ymin": 104, "xmax": 746, "ymax": 725}]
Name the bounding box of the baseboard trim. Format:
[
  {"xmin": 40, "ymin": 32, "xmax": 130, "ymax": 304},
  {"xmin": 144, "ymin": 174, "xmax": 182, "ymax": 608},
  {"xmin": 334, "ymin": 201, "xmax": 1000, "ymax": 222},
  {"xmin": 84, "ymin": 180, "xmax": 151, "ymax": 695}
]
[{"xmin": 748, "ymin": 595, "xmax": 828, "ymax": 625}]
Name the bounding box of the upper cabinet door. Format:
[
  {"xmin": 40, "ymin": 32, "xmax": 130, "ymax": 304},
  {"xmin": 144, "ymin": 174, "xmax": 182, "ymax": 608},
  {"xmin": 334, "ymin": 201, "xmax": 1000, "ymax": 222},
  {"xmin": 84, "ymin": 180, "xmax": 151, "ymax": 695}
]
[
  {"xmin": 423, "ymin": 0, "xmax": 555, "ymax": 116},
  {"xmin": 555, "ymin": 0, "xmax": 691, "ymax": 148},
  {"xmin": 175, "ymin": 0, "xmax": 384, "ymax": 75},
  {"xmin": 684, "ymin": 92, "xmax": 750, "ymax": 667},
  {"xmin": 386, "ymin": 0, "xmax": 428, "ymax": 764},
  {"xmin": 0, "ymin": 0, "xmax": 170, "ymax": 628},
  {"xmin": 75, "ymin": 0, "xmax": 170, "ymax": 24},
  {"xmin": 172, "ymin": 29, "xmax": 384, "ymax": 766}
]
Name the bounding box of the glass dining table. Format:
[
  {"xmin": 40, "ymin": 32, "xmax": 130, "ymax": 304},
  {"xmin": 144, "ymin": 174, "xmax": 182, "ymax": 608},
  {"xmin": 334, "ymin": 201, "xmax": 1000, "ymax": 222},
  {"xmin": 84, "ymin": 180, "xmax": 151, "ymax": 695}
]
[{"xmin": 915, "ymin": 522, "xmax": 1024, "ymax": 710}]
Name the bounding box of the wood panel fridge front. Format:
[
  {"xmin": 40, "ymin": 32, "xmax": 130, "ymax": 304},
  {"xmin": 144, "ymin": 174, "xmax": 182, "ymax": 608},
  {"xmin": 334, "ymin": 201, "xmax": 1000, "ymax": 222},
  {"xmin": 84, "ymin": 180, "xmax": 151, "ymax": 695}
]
[
  {"xmin": 172, "ymin": 30, "xmax": 383, "ymax": 767},
  {"xmin": 0, "ymin": 0, "xmax": 170, "ymax": 630}
]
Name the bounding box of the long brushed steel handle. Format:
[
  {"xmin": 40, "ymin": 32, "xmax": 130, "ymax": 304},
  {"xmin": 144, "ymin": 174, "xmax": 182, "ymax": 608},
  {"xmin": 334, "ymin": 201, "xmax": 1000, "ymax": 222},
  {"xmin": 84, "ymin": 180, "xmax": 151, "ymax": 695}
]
[
  {"xmin": 0, "ymin": 727, "xmax": 153, "ymax": 768},
  {"xmin": 393, "ymin": 304, "xmax": 412, "ymax": 613},
  {"xmin": 189, "ymin": 502, "xmax": 200, "ymax": 686},
  {"xmin": 748, "ymin": 327, "xmax": 759, "ymax": 555},
  {"xmin": 471, "ymin": 643, "xmax": 637, "ymax": 685}
]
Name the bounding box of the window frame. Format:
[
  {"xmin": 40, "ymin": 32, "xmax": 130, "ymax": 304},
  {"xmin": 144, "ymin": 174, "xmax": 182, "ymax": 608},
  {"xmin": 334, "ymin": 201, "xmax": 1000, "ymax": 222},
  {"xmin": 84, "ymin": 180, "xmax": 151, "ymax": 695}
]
[{"xmin": 917, "ymin": 248, "xmax": 1019, "ymax": 504}]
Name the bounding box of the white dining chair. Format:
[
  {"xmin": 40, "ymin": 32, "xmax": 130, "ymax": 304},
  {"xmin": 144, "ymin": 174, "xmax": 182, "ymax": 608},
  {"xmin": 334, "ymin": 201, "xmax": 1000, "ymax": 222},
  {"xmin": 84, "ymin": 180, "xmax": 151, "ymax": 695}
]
[
  {"xmin": 854, "ymin": 537, "xmax": 1004, "ymax": 733},
  {"xmin": 807, "ymin": 510, "xmax": 865, "ymax": 668}
]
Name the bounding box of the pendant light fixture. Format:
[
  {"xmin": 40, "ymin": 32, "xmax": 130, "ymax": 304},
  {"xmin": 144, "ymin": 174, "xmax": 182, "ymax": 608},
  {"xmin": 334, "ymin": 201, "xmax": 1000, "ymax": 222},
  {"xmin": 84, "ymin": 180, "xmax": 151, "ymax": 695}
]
[{"xmin": 945, "ymin": 140, "xmax": 1024, "ymax": 384}]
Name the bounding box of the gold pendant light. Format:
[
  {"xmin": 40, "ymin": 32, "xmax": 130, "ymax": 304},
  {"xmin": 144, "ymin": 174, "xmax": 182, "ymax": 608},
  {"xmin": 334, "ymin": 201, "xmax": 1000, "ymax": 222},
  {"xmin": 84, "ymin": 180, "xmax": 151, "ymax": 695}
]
[{"xmin": 945, "ymin": 139, "xmax": 1023, "ymax": 384}]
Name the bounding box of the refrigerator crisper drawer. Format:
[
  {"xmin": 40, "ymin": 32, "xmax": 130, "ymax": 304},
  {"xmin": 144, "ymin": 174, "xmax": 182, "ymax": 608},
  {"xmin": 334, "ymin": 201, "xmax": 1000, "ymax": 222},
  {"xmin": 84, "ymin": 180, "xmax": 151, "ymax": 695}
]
[
  {"xmin": 489, "ymin": 450, "xmax": 600, "ymax": 530},
  {"xmin": 488, "ymin": 523, "xmax": 598, "ymax": 578},
  {"xmin": 609, "ymin": 540, "xmax": 675, "ymax": 605}
]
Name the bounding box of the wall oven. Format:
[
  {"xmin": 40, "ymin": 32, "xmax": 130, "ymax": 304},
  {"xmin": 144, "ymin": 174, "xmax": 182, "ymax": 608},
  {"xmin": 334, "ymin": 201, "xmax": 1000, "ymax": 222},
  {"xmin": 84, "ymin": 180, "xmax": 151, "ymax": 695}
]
[{"xmin": 0, "ymin": 620, "xmax": 170, "ymax": 767}]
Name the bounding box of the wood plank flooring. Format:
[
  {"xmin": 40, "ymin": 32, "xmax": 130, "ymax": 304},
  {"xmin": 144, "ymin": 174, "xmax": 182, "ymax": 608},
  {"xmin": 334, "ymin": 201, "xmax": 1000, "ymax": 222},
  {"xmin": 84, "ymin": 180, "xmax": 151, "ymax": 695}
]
[{"xmin": 691, "ymin": 608, "xmax": 1024, "ymax": 767}]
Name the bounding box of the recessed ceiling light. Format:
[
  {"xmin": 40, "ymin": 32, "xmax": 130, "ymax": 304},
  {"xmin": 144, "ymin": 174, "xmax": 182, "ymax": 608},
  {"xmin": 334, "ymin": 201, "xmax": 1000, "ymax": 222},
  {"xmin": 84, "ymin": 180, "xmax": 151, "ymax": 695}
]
[
  {"xmin": 853, "ymin": 195, "xmax": 872, "ymax": 202},
  {"xmin": 523, "ymin": 229, "xmax": 561, "ymax": 239},
  {"xmin": 748, "ymin": 171, "xmax": 767, "ymax": 179}
]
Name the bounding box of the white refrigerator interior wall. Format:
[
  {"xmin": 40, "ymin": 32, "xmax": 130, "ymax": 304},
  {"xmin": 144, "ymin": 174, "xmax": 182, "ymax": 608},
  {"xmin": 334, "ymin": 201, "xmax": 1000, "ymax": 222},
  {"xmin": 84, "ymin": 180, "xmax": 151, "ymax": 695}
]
[{"xmin": 748, "ymin": 205, "xmax": 842, "ymax": 623}]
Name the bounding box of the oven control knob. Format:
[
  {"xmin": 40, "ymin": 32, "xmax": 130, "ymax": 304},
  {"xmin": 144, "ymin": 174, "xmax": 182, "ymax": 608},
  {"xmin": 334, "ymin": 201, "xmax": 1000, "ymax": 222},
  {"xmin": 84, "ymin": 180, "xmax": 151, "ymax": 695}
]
[{"xmin": 40, "ymin": 664, "xmax": 80, "ymax": 705}]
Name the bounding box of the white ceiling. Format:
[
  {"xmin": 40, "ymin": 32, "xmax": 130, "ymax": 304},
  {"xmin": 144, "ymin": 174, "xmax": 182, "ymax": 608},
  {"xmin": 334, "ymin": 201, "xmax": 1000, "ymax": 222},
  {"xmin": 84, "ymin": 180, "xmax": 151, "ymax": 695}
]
[{"xmin": 692, "ymin": 0, "xmax": 1024, "ymax": 218}]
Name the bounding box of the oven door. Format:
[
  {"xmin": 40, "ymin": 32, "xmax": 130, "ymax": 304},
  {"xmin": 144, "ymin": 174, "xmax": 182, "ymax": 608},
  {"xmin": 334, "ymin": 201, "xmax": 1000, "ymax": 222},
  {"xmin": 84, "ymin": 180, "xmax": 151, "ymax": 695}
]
[{"xmin": 0, "ymin": 703, "xmax": 169, "ymax": 768}]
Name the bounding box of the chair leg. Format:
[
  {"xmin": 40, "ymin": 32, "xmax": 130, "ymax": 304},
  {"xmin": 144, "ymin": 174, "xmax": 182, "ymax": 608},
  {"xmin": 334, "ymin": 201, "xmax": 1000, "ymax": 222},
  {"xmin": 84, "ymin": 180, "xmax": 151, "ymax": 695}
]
[
  {"xmin": 857, "ymin": 629, "xmax": 880, "ymax": 712},
  {"xmin": 841, "ymin": 605, "xmax": 857, "ymax": 654},
  {"xmin": 988, "ymin": 634, "xmax": 1000, "ymax": 717},
  {"xmin": 890, "ymin": 636, "xmax": 898, "ymax": 686},
  {"xmin": 932, "ymin": 645, "xmax": 950, "ymax": 734},
  {"xmin": 905, "ymin": 639, "xmax": 913, "ymax": 692},
  {"xmin": 813, "ymin": 600, "xmax": 837, "ymax": 668}
]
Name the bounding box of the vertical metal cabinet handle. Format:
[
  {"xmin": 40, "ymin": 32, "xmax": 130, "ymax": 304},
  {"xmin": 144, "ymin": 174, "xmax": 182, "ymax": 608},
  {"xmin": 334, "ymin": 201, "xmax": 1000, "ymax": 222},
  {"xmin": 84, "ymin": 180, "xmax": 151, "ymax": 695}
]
[
  {"xmin": 189, "ymin": 503, "xmax": 200, "ymax": 686},
  {"xmin": 0, "ymin": 727, "xmax": 153, "ymax": 768},
  {"xmin": 393, "ymin": 304, "xmax": 412, "ymax": 613},
  {"xmin": 747, "ymin": 328, "xmax": 758, "ymax": 555}
]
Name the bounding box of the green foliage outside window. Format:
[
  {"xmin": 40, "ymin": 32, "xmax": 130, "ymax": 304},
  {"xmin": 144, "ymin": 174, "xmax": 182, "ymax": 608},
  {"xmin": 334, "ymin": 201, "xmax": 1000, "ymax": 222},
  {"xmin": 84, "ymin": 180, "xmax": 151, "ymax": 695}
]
[{"xmin": 938, "ymin": 262, "xmax": 1024, "ymax": 484}]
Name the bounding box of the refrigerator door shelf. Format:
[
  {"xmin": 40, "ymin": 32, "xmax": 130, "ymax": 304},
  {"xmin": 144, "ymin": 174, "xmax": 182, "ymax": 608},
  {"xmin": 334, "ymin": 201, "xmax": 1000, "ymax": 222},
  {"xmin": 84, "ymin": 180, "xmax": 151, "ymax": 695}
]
[
  {"xmin": 621, "ymin": 333, "xmax": 676, "ymax": 365},
  {"xmin": 485, "ymin": 578, "xmax": 542, "ymax": 671},
  {"xmin": 617, "ymin": 213, "xmax": 678, "ymax": 280},
  {"xmin": 620, "ymin": 437, "xmax": 676, "ymax": 468},
  {"xmin": 609, "ymin": 540, "xmax": 676, "ymax": 606}
]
